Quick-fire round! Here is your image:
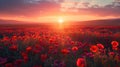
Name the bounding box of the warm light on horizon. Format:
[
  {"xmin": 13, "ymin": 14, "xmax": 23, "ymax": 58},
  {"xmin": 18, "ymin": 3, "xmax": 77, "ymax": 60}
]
[
  {"xmin": 58, "ymin": 18, "xmax": 64, "ymax": 24},
  {"xmin": 0, "ymin": 15, "xmax": 120, "ymax": 23}
]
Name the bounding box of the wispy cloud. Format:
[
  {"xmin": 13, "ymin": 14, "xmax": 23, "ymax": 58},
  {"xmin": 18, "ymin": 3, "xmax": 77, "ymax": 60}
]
[{"xmin": 0, "ymin": 0, "xmax": 120, "ymax": 22}]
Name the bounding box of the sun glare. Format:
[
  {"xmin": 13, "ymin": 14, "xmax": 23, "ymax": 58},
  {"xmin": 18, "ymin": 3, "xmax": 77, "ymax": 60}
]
[{"xmin": 58, "ymin": 18, "xmax": 64, "ymax": 24}]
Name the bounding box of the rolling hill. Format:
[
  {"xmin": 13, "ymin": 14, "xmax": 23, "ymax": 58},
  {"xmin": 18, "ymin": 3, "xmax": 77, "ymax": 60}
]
[{"xmin": 0, "ymin": 18, "xmax": 120, "ymax": 26}]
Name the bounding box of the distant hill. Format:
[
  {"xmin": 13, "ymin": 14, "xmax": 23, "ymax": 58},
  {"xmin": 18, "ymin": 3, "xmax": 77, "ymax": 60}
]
[
  {"xmin": 0, "ymin": 18, "xmax": 120, "ymax": 26},
  {"xmin": 76, "ymin": 18, "xmax": 120, "ymax": 26},
  {"xmin": 0, "ymin": 19, "xmax": 31, "ymax": 24}
]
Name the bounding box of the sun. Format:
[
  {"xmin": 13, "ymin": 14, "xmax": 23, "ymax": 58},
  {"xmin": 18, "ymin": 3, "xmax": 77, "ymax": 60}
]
[{"xmin": 58, "ymin": 18, "xmax": 64, "ymax": 24}]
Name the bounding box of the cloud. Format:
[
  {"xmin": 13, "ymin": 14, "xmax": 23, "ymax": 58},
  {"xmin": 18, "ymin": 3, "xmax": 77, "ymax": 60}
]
[
  {"xmin": 0, "ymin": 0, "xmax": 60, "ymax": 17},
  {"xmin": 60, "ymin": 1, "xmax": 120, "ymax": 17},
  {"xmin": 0, "ymin": 0, "xmax": 120, "ymax": 21}
]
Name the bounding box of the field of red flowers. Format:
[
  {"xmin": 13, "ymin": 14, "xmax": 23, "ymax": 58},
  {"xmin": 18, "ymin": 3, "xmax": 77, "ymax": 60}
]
[{"xmin": 0, "ymin": 25, "xmax": 120, "ymax": 67}]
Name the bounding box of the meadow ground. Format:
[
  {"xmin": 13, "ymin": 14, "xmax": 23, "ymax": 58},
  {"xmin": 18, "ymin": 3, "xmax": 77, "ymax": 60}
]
[{"xmin": 0, "ymin": 24, "xmax": 120, "ymax": 67}]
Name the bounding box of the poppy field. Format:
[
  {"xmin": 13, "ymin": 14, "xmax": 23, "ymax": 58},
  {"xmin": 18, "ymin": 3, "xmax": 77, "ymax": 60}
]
[{"xmin": 0, "ymin": 25, "xmax": 120, "ymax": 67}]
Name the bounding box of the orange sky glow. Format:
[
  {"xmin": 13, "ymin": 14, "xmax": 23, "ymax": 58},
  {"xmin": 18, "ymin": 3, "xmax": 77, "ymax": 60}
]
[
  {"xmin": 0, "ymin": 14, "xmax": 119, "ymax": 23},
  {"xmin": 0, "ymin": 0, "xmax": 120, "ymax": 23}
]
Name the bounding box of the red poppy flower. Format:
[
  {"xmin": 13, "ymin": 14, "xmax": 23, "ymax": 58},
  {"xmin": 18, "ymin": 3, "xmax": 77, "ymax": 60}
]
[
  {"xmin": 14, "ymin": 59, "xmax": 23, "ymax": 66},
  {"xmin": 111, "ymin": 41, "xmax": 119, "ymax": 48},
  {"xmin": 9, "ymin": 45, "xmax": 18, "ymax": 51},
  {"xmin": 72, "ymin": 46, "xmax": 78, "ymax": 51},
  {"xmin": 2, "ymin": 36, "xmax": 9, "ymax": 42},
  {"xmin": 112, "ymin": 47, "xmax": 118, "ymax": 51},
  {"xmin": 49, "ymin": 46, "xmax": 54, "ymax": 50},
  {"xmin": 109, "ymin": 52, "xmax": 115, "ymax": 56},
  {"xmin": 90, "ymin": 45, "xmax": 98, "ymax": 53},
  {"xmin": 5, "ymin": 63, "xmax": 13, "ymax": 67},
  {"xmin": 76, "ymin": 58, "xmax": 85, "ymax": 67},
  {"xmin": 20, "ymin": 51, "xmax": 28, "ymax": 63},
  {"xmin": 97, "ymin": 44, "xmax": 104, "ymax": 49},
  {"xmin": 35, "ymin": 45, "xmax": 40, "ymax": 49},
  {"xmin": 23, "ymin": 56, "xmax": 29, "ymax": 63},
  {"xmin": 21, "ymin": 52, "xmax": 28, "ymax": 57},
  {"xmin": 12, "ymin": 36, "xmax": 17, "ymax": 41},
  {"xmin": 71, "ymin": 41, "xmax": 75, "ymax": 45},
  {"xmin": 33, "ymin": 49, "xmax": 40, "ymax": 54},
  {"xmin": 40, "ymin": 54, "xmax": 47, "ymax": 62},
  {"xmin": 49, "ymin": 39, "xmax": 53, "ymax": 44},
  {"xmin": 54, "ymin": 42, "xmax": 58, "ymax": 46},
  {"xmin": 61, "ymin": 48, "xmax": 70, "ymax": 55},
  {"xmin": 26, "ymin": 46, "xmax": 32, "ymax": 52}
]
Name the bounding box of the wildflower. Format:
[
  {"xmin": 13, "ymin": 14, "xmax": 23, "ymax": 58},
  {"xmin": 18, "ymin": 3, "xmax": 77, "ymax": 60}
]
[
  {"xmin": 40, "ymin": 54, "xmax": 47, "ymax": 62},
  {"xmin": 5, "ymin": 63, "xmax": 13, "ymax": 67},
  {"xmin": 71, "ymin": 41, "xmax": 75, "ymax": 45},
  {"xmin": 49, "ymin": 39, "xmax": 53, "ymax": 43},
  {"xmin": 49, "ymin": 46, "xmax": 54, "ymax": 50},
  {"xmin": 26, "ymin": 46, "xmax": 32, "ymax": 52},
  {"xmin": 14, "ymin": 59, "xmax": 23, "ymax": 66},
  {"xmin": 21, "ymin": 52, "xmax": 28, "ymax": 63},
  {"xmin": 33, "ymin": 49, "xmax": 40, "ymax": 54},
  {"xmin": 76, "ymin": 58, "xmax": 85, "ymax": 67},
  {"xmin": 35, "ymin": 45, "xmax": 40, "ymax": 49},
  {"xmin": 61, "ymin": 48, "xmax": 70, "ymax": 55},
  {"xmin": 111, "ymin": 41, "xmax": 119, "ymax": 48},
  {"xmin": 9, "ymin": 45, "xmax": 18, "ymax": 51},
  {"xmin": 97, "ymin": 44, "xmax": 104, "ymax": 49},
  {"xmin": 86, "ymin": 52, "xmax": 94, "ymax": 59},
  {"xmin": 112, "ymin": 47, "xmax": 118, "ymax": 51},
  {"xmin": 72, "ymin": 46, "xmax": 78, "ymax": 51},
  {"xmin": 12, "ymin": 35, "xmax": 17, "ymax": 41},
  {"xmin": 2, "ymin": 36, "xmax": 9, "ymax": 42},
  {"xmin": 90, "ymin": 45, "xmax": 98, "ymax": 53},
  {"xmin": 23, "ymin": 55, "xmax": 29, "ymax": 63},
  {"xmin": 21, "ymin": 52, "xmax": 28, "ymax": 57},
  {"xmin": 109, "ymin": 52, "xmax": 115, "ymax": 56}
]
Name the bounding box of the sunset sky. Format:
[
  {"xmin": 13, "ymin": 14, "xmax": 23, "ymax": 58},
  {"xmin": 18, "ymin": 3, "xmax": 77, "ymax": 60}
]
[{"xmin": 0, "ymin": 0, "xmax": 120, "ymax": 22}]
